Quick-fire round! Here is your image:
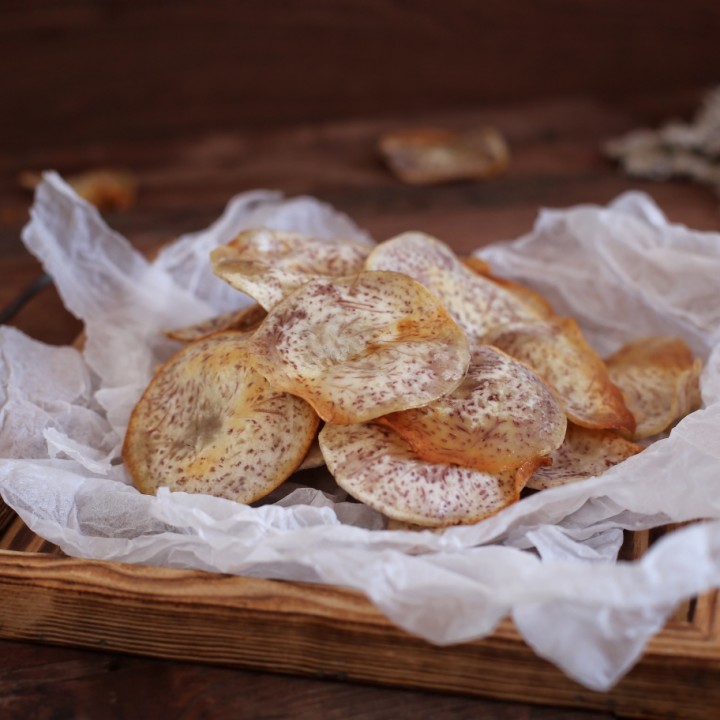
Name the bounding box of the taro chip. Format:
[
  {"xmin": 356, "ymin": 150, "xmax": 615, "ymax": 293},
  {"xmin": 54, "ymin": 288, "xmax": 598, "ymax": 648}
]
[
  {"xmin": 246, "ymin": 270, "xmax": 470, "ymax": 424},
  {"xmin": 379, "ymin": 345, "xmax": 566, "ymax": 472},
  {"xmin": 20, "ymin": 168, "xmax": 137, "ymax": 211},
  {"xmin": 526, "ymin": 423, "xmax": 644, "ymax": 490},
  {"xmin": 379, "ymin": 126, "xmax": 509, "ymax": 185},
  {"xmin": 319, "ymin": 422, "xmax": 527, "ymax": 527},
  {"xmin": 296, "ymin": 436, "xmax": 326, "ymax": 472},
  {"xmin": 365, "ymin": 232, "xmax": 541, "ymax": 345},
  {"xmin": 487, "ymin": 318, "xmax": 636, "ymax": 435},
  {"xmin": 211, "ymin": 227, "xmax": 370, "ymax": 310},
  {"xmin": 165, "ymin": 303, "xmax": 267, "ymax": 343},
  {"xmin": 462, "ymin": 258, "xmax": 555, "ymax": 318},
  {"xmin": 605, "ymin": 336, "xmax": 703, "ymax": 439},
  {"xmin": 123, "ymin": 331, "xmax": 320, "ymax": 504}
]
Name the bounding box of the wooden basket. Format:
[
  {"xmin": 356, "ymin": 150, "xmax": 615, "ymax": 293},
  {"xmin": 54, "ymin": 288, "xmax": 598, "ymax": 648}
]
[{"xmin": 1, "ymin": 495, "xmax": 718, "ymax": 719}]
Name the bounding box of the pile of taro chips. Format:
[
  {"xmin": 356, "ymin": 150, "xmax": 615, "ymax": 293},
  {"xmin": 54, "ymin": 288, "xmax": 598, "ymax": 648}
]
[{"xmin": 2, "ymin": 172, "xmax": 720, "ymax": 691}]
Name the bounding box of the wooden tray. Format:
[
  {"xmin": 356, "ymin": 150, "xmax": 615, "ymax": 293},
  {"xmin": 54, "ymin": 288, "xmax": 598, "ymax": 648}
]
[{"xmin": 1, "ymin": 497, "xmax": 718, "ymax": 719}]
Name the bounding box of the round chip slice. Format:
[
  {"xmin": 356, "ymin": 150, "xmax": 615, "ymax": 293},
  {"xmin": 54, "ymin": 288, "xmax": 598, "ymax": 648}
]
[
  {"xmin": 246, "ymin": 271, "xmax": 470, "ymax": 424},
  {"xmin": 211, "ymin": 227, "xmax": 370, "ymax": 311},
  {"xmin": 378, "ymin": 345, "xmax": 566, "ymax": 472},
  {"xmin": 319, "ymin": 422, "xmax": 526, "ymax": 527},
  {"xmin": 605, "ymin": 336, "xmax": 703, "ymax": 439},
  {"xmin": 365, "ymin": 232, "xmax": 541, "ymax": 344},
  {"xmin": 486, "ymin": 318, "xmax": 636, "ymax": 434},
  {"xmin": 525, "ymin": 423, "xmax": 644, "ymax": 490},
  {"xmin": 123, "ymin": 331, "xmax": 320, "ymax": 503}
]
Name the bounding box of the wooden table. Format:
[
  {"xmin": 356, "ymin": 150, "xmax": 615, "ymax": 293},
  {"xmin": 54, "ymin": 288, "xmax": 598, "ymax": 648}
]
[{"xmin": 1, "ymin": 89, "xmax": 719, "ymax": 719}]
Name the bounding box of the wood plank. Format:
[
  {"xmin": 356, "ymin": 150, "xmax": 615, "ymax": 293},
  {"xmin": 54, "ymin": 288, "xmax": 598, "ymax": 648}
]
[
  {"xmin": 3, "ymin": 1, "xmax": 720, "ymax": 151},
  {"xmin": 0, "ymin": 549, "xmax": 719, "ymax": 719}
]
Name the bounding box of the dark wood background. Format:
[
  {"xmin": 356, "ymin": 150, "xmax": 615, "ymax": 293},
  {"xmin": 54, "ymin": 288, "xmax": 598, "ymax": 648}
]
[
  {"xmin": 2, "ymin": 2, "xmax": 720, "ymax": 718},
  {"xmin": 3, "ymin": 0, "xmax": 720, "ymax": 150}
]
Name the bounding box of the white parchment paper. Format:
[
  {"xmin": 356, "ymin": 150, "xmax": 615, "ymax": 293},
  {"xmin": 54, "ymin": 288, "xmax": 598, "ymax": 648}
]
[{"xmin": 2, "ymin": 172, "xmax": 720, "ymax": 691}]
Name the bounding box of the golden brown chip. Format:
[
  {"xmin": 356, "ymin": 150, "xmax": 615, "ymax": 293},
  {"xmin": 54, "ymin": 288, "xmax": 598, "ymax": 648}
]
[
  {"xmin": 379, "ymin": 127, "xmax": 509, "ymax": 185},
  {"xmin": 164, "ymin": 304, "xmax": 267, "ymax": 343},
  {"xmin": 246, "ymin": 271, "xmax": 470, "ymax": 424},
  {"xmin": 461, "ymin": 255, "xmax": 493, "ymax": 275},
  {"xmin": 486, "ymin": 318, "xmax": 636, "ymax": 434},
  {"xmin": 365, "ymin": 232, "xmax": 541, "ymax": 345},
  {"xmin": 123, "ymin": 331, "xmax": 320, "ymax": 504},
  {"xmin": 210, "ymin": 227, "xmax": 370, "ymax": 311},
  {"xmin": 525, "ymin": 423, "xmax": 644, "ymax": 490},
  {"xmin": 462, "ymin": 258, "xmax": 555, "ymax": 318},
  {"xmin": 296, "ymin": 436, "xmax": 326, "ymax": 472},
  {"xmin": 378, "ymin": 345, "xmax": 566, "ymax": 472},
  {"xmin": 605, "ymin": 336, "xmax": 703, "ymax": 439},
  {"xmin": 319, "ymin": 422, "xmax": 525, "ymax": 527}
]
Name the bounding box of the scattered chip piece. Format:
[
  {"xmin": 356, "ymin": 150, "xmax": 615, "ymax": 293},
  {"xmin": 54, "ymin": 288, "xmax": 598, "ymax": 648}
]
[
  {"xmin": 605, "ymin": 336, "xmax": 703, "ymax": 439},
  {"xmin": 379, "ymin": 127, "xmax": 509, "ymax": 185},
  {"xmin": 365, "ymin": 232, "xmax": 541, "ymax": 345},
  {"xmin": 246, "ymin": 271, "xmax": 470, "ymax": 424},
  {"xmin": 211, "ymin": 227, "xmax": 370, "ymax": 311},
  {"xmin": 526, "ymin": 423, "xmax": 644, "ymax": 490},
  {"xmin": 123, "ymin": 331, "xmax": 320, "ymax": 504},
  {"xmin": 319, "ymin": 422, "xmax": 526, "ymax": 527},
  {"xmin": 487, "ymin": 318, "xmax": 636, "ymax": 434},
  {"xmin": 379, "ymin": 345, "xmax": 566, "ymax": 472},
  {"xmin": 165, "ymin": 304, "xmax": 267, "ymax": 343},
  {"xmin": 20, "ymin": 169, "xmax": 137, "ymax": 211}
]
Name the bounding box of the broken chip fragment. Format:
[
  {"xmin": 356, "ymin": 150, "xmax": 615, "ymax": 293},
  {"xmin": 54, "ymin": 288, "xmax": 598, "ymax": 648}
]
[
  {"xmin": 605, "ymin": 336, "xmax": 703, "ymax": 439},
  {"xmin": 211, "ymin": 227, "xmax": 370, "ymax": 311},
  {"xmin": 123, "ymin": 331, "xmax": 320, "ymax": 504},
  {"xmin": 379, "ymin": 126, "xmax": 509, "ymax": 185},
  {"xmin": 378, "ymin": 345, "xmax": 566, "ymax": 472},
  {"xmin": 246, "ymin": 270, "xmax": 470, "ymax": 424},
  {"xmin": 319, "ymin": 422, "xmax": 528, "ymax": 527}
]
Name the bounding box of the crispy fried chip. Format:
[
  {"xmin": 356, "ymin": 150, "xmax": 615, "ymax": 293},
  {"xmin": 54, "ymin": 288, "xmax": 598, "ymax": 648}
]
[
  {"xmin": 123, "ymin": 331, "xmax": 320, "ymax": 503},
  {"xmin": 605, "ymin": 336, "xmax": 703, "ymax": 439},
  {"xmin": 461, "ymin": 255, "xmax": 493, "ymax": 275},
  {"xmin": 246, "ymin": 271, "xmax": 470, "ymax": 424},
  {"xmin": 525, "ymin": 423, "xmax": 644, "ymax": 490},
  {"xmin": 319, "ymin": 422, "xmax": 525, "ymax": 527},
  {"xmin": 296, "ymin": 436, "xmax": 326, "ymax": 471},
  {"xmin": 379, "ymin": 126, "xmax": 509, "ymax": 185},
  {"xmin": 165, "ymin": 304, "xmax": 267, "ymax": 343},
  {"xmin": 365, "ymin": 232, "xmax": 541, "ymax": 345},
  {"xmin": 487, "ymin": 318, "xmax": 636, "ymax": 434},
  {"xmin": 210, "ymin": 227, "xmax": 370, "ymax": 311},
  {"xmin": 378, "ymin": 345, "xmax": 566, "ymax": 472},
  {"xmin": 462, "ymin": 258, "xmax": 555, "ymax": 318}
]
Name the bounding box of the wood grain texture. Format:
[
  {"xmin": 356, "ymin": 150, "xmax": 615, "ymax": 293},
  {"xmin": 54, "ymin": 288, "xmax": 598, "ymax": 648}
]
[
  {"xmin": 0, "ymin": 640, "xmax": 615, "ymax": 720},
  {"xmin": 3, "ymin": 0, "xmax": 720, "ymax": 152},
  {"xmin": 0, "ymin": 549, "xmax": 719, "ymax": 719}
]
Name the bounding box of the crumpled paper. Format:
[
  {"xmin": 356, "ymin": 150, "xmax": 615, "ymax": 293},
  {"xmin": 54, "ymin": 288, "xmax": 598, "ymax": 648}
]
[{"xmin": 2, "ymin": 172, "xmax": 720, "ymax": 691}]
